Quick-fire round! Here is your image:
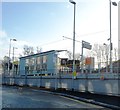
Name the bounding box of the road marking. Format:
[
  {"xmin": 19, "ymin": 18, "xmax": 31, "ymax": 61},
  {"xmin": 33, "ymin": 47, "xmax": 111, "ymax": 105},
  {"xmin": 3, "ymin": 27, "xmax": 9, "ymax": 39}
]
[
  {"xmin": 31, "ymin": 98, "xmax": 41, "ymax": 102},
  {"xmin": 59, "ymin": 96, "xmax": 104, "ymax": 108},
  {"xmin": 60, "ymin": 95, "xmax": 85, "ymax": 103}
]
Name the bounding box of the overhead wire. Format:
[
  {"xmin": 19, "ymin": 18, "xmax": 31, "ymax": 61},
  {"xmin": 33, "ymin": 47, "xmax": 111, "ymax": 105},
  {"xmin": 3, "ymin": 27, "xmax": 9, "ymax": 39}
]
[
  {"xmin": 75, "ymin": 30, "xmax": 109, "ymax": 38},
  {"xmin": 75, "ymin": 28, "xmax": 117, "ymax": 38},
  {"xmin": 38, "ymin": 38, "xmax": 67, "ymax": 47}
]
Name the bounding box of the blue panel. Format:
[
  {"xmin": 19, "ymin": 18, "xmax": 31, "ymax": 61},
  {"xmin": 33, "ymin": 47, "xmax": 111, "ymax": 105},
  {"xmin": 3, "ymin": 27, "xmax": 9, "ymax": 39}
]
[
  {"xmin": 47, "ymin": 53, "xmax": 55, "ymax": 74},
  {"xmin": 19, "ymin": 58, "xmax": 25, "ymax": 75}
]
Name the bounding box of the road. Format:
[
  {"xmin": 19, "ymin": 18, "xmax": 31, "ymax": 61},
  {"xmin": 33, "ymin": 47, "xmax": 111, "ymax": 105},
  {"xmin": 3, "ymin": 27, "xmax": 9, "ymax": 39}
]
[{"xmin": 1, "ymin": 85, "xmax": 106, "ymax": 109}]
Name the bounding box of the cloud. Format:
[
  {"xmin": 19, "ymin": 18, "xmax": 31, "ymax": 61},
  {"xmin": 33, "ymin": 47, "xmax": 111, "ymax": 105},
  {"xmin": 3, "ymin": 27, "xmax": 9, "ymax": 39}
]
[
  {"xmin": 0, "ymin": 30, "xmax": 31, "ymax": 59},
  {"xmin": 0, "ymin": 30, "xmax": 9, "ymax": 59},
  {"xmin": 0, "ymin": 30, "xmax": 9, "ymax": 47},
  {"xmin": 16, "ymin": 40, "xmax": 30, "ymax": 47},
  {"xmin": 0, "ymin": 30, "xmax": 7, "ymax": 38},
  {"xmin": 15, "ymin": 40, "xmax": 42, "ymax": 57},
  {"xmin": 66, "ymin": 4, "xmax": 70, "ymax": 9}
]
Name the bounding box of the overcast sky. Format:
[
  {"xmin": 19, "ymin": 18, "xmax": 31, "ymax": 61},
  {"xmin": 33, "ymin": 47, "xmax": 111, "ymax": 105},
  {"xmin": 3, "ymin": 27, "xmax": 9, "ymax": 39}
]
[{"xmin": 0, "ymin": 0, "xmax": 119, "ymax": 60}]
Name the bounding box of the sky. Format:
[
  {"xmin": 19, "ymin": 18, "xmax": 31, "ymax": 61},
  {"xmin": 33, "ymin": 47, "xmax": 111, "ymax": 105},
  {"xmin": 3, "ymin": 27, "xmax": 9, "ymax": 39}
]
[{"xmin": 0, "ymin": 0, "xmax": 119, "ymax": 60}]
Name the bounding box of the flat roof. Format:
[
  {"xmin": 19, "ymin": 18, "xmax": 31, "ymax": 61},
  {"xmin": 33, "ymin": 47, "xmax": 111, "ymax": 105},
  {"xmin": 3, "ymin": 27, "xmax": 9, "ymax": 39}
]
[{"xmin": 20, "ymin": 50, "xmax": 67, "ymax": 59}]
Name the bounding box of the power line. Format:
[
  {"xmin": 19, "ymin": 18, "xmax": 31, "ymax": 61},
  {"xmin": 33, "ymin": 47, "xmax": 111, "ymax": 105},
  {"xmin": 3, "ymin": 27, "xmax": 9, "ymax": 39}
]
[
  {"xmin": 76, "ymin": 28, "xmax": 117, "ymax": 38},
  {"xmin": 63, "ymin": 36, "xmax": 82, "ymax": 43},
  {"xmin": 75, "ymin": 30, "xmax": 109, "ymax": 38},
  {"xmin": 39, "ymin": 39, "xmax": 67, "ymax": 47}
]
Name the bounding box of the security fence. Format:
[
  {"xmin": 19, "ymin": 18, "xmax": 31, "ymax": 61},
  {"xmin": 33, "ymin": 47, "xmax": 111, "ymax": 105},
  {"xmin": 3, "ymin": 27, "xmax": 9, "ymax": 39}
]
[
  {"xmin": 1, "ymin": 59, "xmax": 120, "ymax": 96},
  {"xmin": 2, "ymin": 65, "xmax": 120, "ymax": 78},
  {"xmin": 2, "ymin": 70, "xmax": 120, "ymax": 96}
]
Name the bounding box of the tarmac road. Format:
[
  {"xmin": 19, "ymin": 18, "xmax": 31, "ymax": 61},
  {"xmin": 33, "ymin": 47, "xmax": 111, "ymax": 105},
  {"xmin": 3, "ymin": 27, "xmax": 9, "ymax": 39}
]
[{"xmin": 1, "ymin": 85, "xmax": 106, "ymax": 109}]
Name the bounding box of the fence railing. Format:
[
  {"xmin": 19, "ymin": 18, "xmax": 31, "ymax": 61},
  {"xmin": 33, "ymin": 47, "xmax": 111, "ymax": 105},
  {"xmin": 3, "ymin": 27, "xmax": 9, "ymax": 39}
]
[{"xmin": 2, "ymin": 67, "xmax": 120, "ymax": 78}]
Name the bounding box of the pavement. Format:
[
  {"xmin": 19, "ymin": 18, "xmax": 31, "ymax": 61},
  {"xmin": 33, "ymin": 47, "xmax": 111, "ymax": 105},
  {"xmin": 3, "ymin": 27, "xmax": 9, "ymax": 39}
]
[
  {"xmin": 15, "ymin": 85, "xmax": 120, "ymax": 109},
  {"xmin": 1, "ymin": 85, "xmax": 106, "ymax": 109},
  {"xmin": 51, "ymin": 89, "xmax": 120, "ymax": 109}
]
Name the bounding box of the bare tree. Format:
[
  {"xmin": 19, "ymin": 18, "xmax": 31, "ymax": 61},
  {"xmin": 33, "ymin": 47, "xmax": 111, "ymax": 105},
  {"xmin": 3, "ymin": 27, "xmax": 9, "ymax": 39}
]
[
  {"xmin": 88, "ymin": 43, "xmax": 110, "ymax": 72},
  {"xmin": 23, "ymin": 45, "xmax": 29, "ymax": 56},
  {"xmin": 36, "ymin": 46, "xmax": 42, "ymax": 53},
  {"xmin": 89, "ymin": 44, "xmax": 107, "ymax": 68},
  {"xmin": 65, "ymin": 50, "xmax": 72, "ymax": 60},
  {"xmin": 23, "ymin": 45, "xmax": 34, "ymax": 56},
  {"xmin": 2, "ymin": 56, "xmax": 10, "ymax": 73},
  {"xmin": 19, "ymin": 54, "xmax": 22, "ymax": 57},
  {"xmin": 29, "ymin": 46, "xmax": 34, "ymax": 55},
  {"xmin": 75, "ymin": 53, "xmax": 80, "ymax": 60},
  {"xmin": 65, "ymin": 50, "xmax": 86, "ymax": 62},
  {"xmin": 103, "ymin": 44, "xmax": 109, "ymax": 68},
  {"xmin": 91, "ymin": 44, "xmax": 101, "ymax": 66},
  {"xmin": 113, "ymin": 48, "xmax": 118, "ymax": 61}
]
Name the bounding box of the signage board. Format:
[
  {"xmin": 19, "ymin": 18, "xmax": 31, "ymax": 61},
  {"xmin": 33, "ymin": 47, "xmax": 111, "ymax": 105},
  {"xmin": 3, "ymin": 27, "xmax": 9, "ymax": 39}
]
[{"xmin": 82, "ymin": 42, "xmax": 92, "ymax": 50}]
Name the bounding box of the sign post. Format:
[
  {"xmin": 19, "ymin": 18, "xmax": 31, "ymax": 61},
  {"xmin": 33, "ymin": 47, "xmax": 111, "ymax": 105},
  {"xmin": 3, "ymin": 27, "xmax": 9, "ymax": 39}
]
[{"xmin": 81, "ymin": 41, "xmax": 92, "ymax": 73}]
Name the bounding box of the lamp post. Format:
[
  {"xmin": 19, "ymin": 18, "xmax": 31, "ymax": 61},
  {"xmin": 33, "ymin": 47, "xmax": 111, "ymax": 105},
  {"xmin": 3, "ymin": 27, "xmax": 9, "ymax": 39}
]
[
  {"xmin": 103, "ymin": 43, "xmax": 108, "ymax": 72},
  {"xmin": 69, "ymin": 0, "xmax": 76, "ymax": 79},
  {"xmin": 12, "ymin": 47, "xmax": 18, "ymax": 76},
  {"xmin": 109, "ymin": 0, "xmax": 117, "ymax": 73},
  {"xmin": 8, "ymin": 38, "xmax": 17, "ymax": 75}
]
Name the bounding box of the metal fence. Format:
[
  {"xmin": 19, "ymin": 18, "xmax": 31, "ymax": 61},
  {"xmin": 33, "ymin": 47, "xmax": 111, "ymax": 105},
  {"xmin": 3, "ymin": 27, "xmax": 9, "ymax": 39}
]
[{"xmin": 2, "ymin": 70, "xmax": 120, "ymax": 96}]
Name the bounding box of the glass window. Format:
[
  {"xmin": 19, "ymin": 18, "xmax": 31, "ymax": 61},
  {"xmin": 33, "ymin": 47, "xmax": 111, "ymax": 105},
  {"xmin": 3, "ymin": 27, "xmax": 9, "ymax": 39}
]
[
  {"xmin": 42, "ymin": 64, "xmax": 47, "ymax": 71},
  {"xmin": 31, "ymin": 58, "xmax": 35, "ymax": 65},
  {"xmin": 29, "ymin": 58, "xmax": 32, "ymax": 65},
  {"xmin": 40, "ymin": 65, "xmax": 42, "ymax": 71},
  {"xmin": 43, "ymin": 56, "xmax": 47, "ymax": 63},
  {"xmin": 41, "ymin": 56, "xmax": 43, "ymax": 64},
  {"xmin": 34, "ymin": 65, "xmax": 36, "ymax": 71},
  {"xmin": 36, "ymin": 65, "xmax": 40, "ymax": 70},
  {"xmin": 25, "ymin": 59, "xmax": 29, "ymax": 66},
  {"xmin": 28, "ymin": 65, "xmax": 33, "ymax": 74},
  {"xmin": 36, "ymin": 57, "xmax": 40, "ymax": 64}
]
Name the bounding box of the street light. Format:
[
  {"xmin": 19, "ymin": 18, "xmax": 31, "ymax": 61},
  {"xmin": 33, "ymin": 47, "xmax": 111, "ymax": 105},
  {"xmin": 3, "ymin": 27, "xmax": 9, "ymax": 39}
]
[
  {"xmin": 109, "ymin": 0, "xmax": 117, "ymax": 73},
  {"xmin": 12, "ymin": 47, "xmax": 18, "ymax": 62},
  {"xmin": 12, "ymin": 47, "xmax": 18, "ymax": 76},
  {"xmin": 103, "ymin": 43, "xmax": 109, "ymax": 73},
  {"xmin": 69, "ymin": 0, "xmax": 76, "ymax": 4},
  {"xmin": 69, "ymin": 0, "xmax": 76, "ymax": 79},
  {"xmin": 8, "ymin": 38, "xmax": 17, "ymax": 75}
]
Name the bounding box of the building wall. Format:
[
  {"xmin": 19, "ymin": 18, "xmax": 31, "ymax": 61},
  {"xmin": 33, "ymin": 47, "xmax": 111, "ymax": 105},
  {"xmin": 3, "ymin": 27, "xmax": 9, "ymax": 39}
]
[
  {"xmin": 47, "ymin": 53, "xmax": 56, "ymax": 74},
  {"xmin": 19, "ymin": 58, "xmax": 25, "ymax": 75},
  {"xmin": 19, "ymin": 51, "xmax": 57, "ymax": 76}
]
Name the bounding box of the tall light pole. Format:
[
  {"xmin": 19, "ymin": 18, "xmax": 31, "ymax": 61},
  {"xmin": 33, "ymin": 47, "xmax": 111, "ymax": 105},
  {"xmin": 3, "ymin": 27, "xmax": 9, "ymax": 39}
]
[
  {"xmin": 103, "ymin": 43, "xmax": 108, "ymax": 73},
  {"xmin": 8, "ymin": 38, "xmax": 17, "ymax": 75},
  {"xmin": 12, "ymin": 47, "xmax": 18, "ymax": 76},
  {"xmin": 109, "ymin": 0, "xmax": 117, "ymax": 73},
  {"xmin": 69, "ymin": 0, "xmax": 76, "ymax": 78},
  {"xmin": 12, "ymin": 47, "xmax": 18, "ymax": 63}
]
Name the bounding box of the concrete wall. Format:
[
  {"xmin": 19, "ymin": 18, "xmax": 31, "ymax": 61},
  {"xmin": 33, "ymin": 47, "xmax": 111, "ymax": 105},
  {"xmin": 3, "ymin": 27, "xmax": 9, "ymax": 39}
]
[{"xmin": 2, "ymin": 73, "xmax": 120, "ymax": 96}]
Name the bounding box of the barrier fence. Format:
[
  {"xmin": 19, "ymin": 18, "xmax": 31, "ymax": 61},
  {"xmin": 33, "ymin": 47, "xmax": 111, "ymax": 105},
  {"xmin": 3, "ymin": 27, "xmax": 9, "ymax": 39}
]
[
  {"xmin": 1, "ymin": 58, "xmax": 120, "ymax": 96},
  {"xmin": 2, "ymin": 69, "xmax": 120, "ymax": 97}
]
